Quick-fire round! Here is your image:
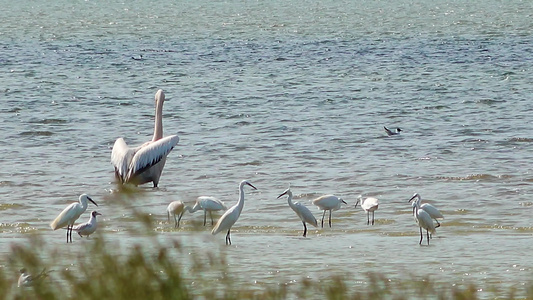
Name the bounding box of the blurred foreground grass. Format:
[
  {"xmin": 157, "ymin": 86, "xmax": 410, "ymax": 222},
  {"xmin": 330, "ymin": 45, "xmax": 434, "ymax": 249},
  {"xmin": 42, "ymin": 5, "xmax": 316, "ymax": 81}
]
[
  {"xmin": 1, "ymin": 202, "xmax": 531, "ymax": 300},
  {"xmin": 3, "ymin": 233, "xmax": 532, "ymax": 300}
]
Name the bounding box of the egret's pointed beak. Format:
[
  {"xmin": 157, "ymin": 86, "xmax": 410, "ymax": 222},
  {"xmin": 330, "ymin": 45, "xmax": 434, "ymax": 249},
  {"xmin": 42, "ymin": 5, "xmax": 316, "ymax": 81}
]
[
  {"xmin": 246, "ymin": 182, "xmax": 258, "ymax": 190},
  {"xmin": 277, "ymin": 191, "xmax": 288, "ymax": 199},
  {"xmin": 88, "ymin": 197, "xmax": 98, "ymax": 206},
  {"xmin": 408, "ymin": 195, "xmax": 417, "ymax": 203},
  {"xmin": 341, "ymin": 199, "xmax": 347, "ymax": 205},
  {"xmin": 355, "ymin": 200, "xmax": 359, "ymax": 208}
]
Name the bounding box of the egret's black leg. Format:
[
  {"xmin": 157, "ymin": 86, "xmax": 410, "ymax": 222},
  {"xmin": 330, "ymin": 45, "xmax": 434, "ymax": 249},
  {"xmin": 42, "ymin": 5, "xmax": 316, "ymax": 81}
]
[
  {"xmin": 203, "ymin": 211, "xmax": 207, "ymax": 226},
  {"xmin": 174, "ymin": 215, "xmax": 178, "ymax": 228},
  {"xmin": 426, "ymin": 229, "xmax": 430, "ymax": 245},
  {"xmin": 419, "ymin": 227, "xmax": 423, "ymax": 245},
  {"xmin": 372, "ymin": 211, "xmax": 375, "ymax": 225},
  {"xmin": 303, "ymin": 221, "xmax": 307, "ymax": 237},
  {"xmin": 367, "ymin": 212, "xmax": 370, "ymax": 225},
  {"xmin": 210, "ymin": 211, "xmax": 214, "ymax": 226},
  {"xmin": 328, "ymin": 210, "xmax": 332, "ymax": 227},
  {"xmin": 321, "ymin": 210, "xmax": 326, "ymax": 228},
  {"xmin": 177, "ymin": 212, "xmax": 184, "ymax": 228},
  {"xmin": 225, "ymin": 229, "xmax": 231, "ymax": 245}
]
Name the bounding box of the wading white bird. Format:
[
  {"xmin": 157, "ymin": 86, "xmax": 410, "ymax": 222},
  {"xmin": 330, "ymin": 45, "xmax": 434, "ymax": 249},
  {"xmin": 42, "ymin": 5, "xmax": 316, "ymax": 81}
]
[
  {"xmin": 73, "ymin": 211, "xmax": 102, "ymax": 238},
  {"xmin": 186, "ymin": 196, "xmax": 227, "ymax": 226},
  {"xmin": 111, "ymin": 89, "xmax": 180, "ymax": 188},
  {"xmin": 355, "ymin": 196, "xmax": 379, "ymax": 225},
  {"xmin": 411, "ymin": 199, "xmax": 436, "ymax": 245},
  {"xmin": 384, "ymin": 126, "xmax": 402, "ymax": 136},
  {"xmin": 211, "ymin": 180, "xmax": 257, "ymax": 245},
  {"xmin": 50, "ymin": 194, "xmax": 98, "ymax": 243},
  {"xmin": 18, "ymin": 268, "xmax": 51, "ymax": 288},
  {"xmin": 167, "ymin": 200, "xmax": 186, "ymax": 228},
  {"xmin": 277, "ymin": 187, "xmax": 317, "ymax": 237},
  {"xmin": 312, "ymin": 195, "xmax": 347, "ymax": 228},
  {"xmin": 408, "ymin": 193, "xmax": 443, "ymax": 228}
]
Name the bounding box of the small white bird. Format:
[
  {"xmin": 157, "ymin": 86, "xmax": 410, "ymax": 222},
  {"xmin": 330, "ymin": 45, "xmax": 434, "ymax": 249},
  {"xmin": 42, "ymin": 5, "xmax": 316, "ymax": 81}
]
[
  {"xmin": 50, "ymin": 194, "xmax": 98, "ymax": 243},
  {"xmin": 186, "ymin": 196, "xmax": 227, "ymax": 226},
  {"xmin": 409, "ymin": 193, "xmax": 443, "ymax": 228},
  {"xmin": 212, "ymin": 180, "xmax": 257, "ymax": 245},
  {"xmin": 73, "ymin": 211, "xmax": 102, "ymax": 238},
  {"xmin": 18, "ymin": 268, "xmax": 51, "ymax": 288},
  {"xmin": 384, "ymin": 126, "xmax": 402, "ymax": 136},
  {"xmin": 411, "ymin": 200, "xmax": 436, "ymax": 245},
  {"xmin": 167, "ymin": 200, "xmax": 186, "ymax": 228},
  {"xmin": 111, "ymin": 89, "xmax": 180, "ymax": 188},
  {"xmin": 312, "ymin": 195, "xmax": 347, "ymax": 228},
  {"xmin": 277, "ymin": 187, "xmax": 318, "ymax": 237},
  {"xmin": 355, "ymin": 196, "xmax": 379, "ymax": 225}
]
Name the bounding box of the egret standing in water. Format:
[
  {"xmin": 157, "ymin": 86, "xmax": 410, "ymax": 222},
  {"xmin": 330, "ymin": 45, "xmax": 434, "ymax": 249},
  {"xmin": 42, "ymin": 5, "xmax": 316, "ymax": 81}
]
[
  {"xmin": 186, "ymin": 196, "xmax": 227, "ymax": 226},
  {"xmin": 212, "ymin": 180, "xmax": 257, "ymax": 245},
  {"xmin": 312, "ymin": 195, "xmax": 347, "ymax": 228},
  {"xmin": 111, "ymin": 89, "xmax": 180, "ymax": 188},
  {"xmin": 50, "ymin": 194, "xmax": 98, "ymax": 243},
  {"xmin": 73, "ymin": 211, "xmax": 102, "ymax": 238},
  {"xmin": 408, "ymin": 193, "xmax": 443, "ymax": 228},
  {"xmin": 277, "ymin": 187, "xmax": 318, "ymax": 237},
  {"xmin": 355, "ymin": 196, "xmax": 379, "ymax": 225},
  {"xmin": 411, "ymin": 199, "xmax": 436, "ymax": 245},
  {"xmin": 167, "ymin": 200, "xmax": 186, "ymax": 228},
  {"xmin": 384, "ymin": 126, "xmax": 402, "ymax": 136}
]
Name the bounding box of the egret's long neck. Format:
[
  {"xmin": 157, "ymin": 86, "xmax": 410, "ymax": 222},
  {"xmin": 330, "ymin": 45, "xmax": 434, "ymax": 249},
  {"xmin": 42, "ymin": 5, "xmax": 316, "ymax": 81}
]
[
  {"xmin": 237, "ymin": 184, "xmax": 246, "ymax": 212},
  {"xmin": 286, "ymin": 193, "xmax": 295, "ymax": 209},
  {"xmin": 152, "ymin": 94, "xmax": 164, "ymax": 141},
  {"xmin": 185, "ymin": 205, "xmax": 199, "ymax": 213}
]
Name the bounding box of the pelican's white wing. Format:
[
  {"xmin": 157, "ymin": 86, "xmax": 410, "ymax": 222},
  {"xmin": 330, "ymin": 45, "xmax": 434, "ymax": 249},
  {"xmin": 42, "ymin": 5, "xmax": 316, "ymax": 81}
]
[
  {"xmin": 126, "ymin": 135, "xmax": 180, "ymax": 180},
  {"xmin": 111, "ymin": 138, "xmax": 136, "ymax": 182}
]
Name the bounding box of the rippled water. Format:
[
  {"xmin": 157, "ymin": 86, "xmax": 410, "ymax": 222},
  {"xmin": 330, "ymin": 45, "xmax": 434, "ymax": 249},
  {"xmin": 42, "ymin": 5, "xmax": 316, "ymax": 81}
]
[{"xmin": 1, "ymin": 0, "xmax": 533, "ymax": 297}]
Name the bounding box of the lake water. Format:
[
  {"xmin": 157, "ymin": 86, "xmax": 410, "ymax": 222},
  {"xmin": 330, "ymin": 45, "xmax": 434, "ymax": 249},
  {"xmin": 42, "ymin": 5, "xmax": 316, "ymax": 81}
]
[{"xmin": 1, "ymin": 0, "xmax": 533, "ymax": 297}]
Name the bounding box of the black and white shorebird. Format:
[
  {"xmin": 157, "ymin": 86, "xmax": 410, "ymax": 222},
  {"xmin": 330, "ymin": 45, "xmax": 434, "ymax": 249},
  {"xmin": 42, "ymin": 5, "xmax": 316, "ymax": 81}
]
[
  {"xmin": 18, "ymin": 268, "xmax": 51, "ymax": 287},
  {"xmin": 73, "ymin": 211, "xmax": 102, "ymax": 238},
  {"xmin": 384, "ymin": 126, "xmax": 402, "ymax": 136}
]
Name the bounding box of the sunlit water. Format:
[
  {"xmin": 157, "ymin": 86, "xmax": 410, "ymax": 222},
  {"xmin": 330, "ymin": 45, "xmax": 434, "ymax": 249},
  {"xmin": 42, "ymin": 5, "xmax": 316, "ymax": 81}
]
[{"xmin": 1, "ymin": 0, "xmax": 533, "ymax": 297}]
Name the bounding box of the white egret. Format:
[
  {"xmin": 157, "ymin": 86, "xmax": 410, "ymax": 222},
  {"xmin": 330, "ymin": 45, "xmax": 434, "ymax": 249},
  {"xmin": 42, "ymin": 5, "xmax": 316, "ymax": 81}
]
[
  {"xmin": 167, "ymin": 200, "xmax": 186, "ymax": 228},
  {"xmin": 408, "ymin": 193, "xmax": 443, "ymax": 228},
  {"xmin": 384, "ymin": 126, "xmax": 402, "ymax": 136},
  {"xmin": 50, "ymin": 194, "xmax": 98, "ymax": 243},
  {"xmin": 312, "ymin": 195, "xmax": 347, "ymax": 228},
  {"xmin": 211, "ymin": 180, "xmax": 257, "ymax": 245},
  {"xmin": 277, "ymin": 187, "xmax": 318, "ymax": 237},
  {"xmin": 355, "ymin": 196, "xmax": 379, "ymax": 225},
  {"xmin": 73, "ymin": 211, "xmax": 102, "ymax": 238},
  {"xmin": 111, "ymin": 89, "xmax": 180, "ymax": 188},
  {"xmin": 411, "ymin": 200, "xmax": 436, "ymax": 245},
  {"xmin": 186, "ymin": 196, "xmax": 227, "ymax": 226},
  {"xmin": 18, "ymin": 268, "xmax": 51, "ymax": 288}
]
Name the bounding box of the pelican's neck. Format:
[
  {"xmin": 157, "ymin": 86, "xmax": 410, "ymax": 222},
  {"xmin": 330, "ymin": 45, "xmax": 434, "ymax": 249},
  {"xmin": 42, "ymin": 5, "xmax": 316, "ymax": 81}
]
[{"xmin": 152, "ymin": 90, "xmax": 165, "ymax": 141}]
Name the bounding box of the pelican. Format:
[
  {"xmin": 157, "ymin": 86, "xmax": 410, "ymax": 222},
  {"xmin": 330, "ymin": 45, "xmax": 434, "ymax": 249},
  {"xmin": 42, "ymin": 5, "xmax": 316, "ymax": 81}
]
[
  {"xmin": 186, "ymin": 196, "xmax": 227, "ymax": 226},
  {"xmin": 212, "ymin": 180, "xmax": 257, "ymax": 245},
  {"xmin": 409, "ymin": 193, "xmax": 443, "ymax": 228},
  {"xmin": 277, "ymin": 187, "xmax": 318, "ymax": 237},
  {"xmin": 50, "ymin": 194, "xmax": 97, "ymax": 243},
  {"xmin": 18, "ymin": 268, "xmax": 51, "ymax": 288},
  {"xmin": 111, "ymin": 89, "xmax": 180, "ymax": 188},
  {"xmin": 312, "ymin": 195, "xmax": 347, "ymax": 228},
  {"xmin": 384, "ymin": 126, "xmax": 402, "ymax": 136},
  {"xmin": 167, "ymin": 200, "xmax": 186, "ymax": 228},
  {"xmin": 355, "ymin": 196, "xmax": 379, "ymax": 225},
  {"xmin": 73, "ymin": 211, "xmax": 102, "ymax": 238}
]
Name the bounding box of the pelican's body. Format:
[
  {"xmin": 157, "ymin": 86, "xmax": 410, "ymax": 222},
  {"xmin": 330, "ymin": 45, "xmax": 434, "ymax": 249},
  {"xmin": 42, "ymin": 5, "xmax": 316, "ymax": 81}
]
[
  {"xmin": 18, "ymin": 268, "xmax": 50, "ymax": 288},
  {"xmin": 312, "ymin": 195, "xmax": 347, "ymax": 228},
  {"xmin": 412, "ymin": 202, "xmax": 436, "ymax": 245},
  {"xmin": 409, "ymin": 193, "xmax": 443, "ymax": 228},
  {"xmin": 111, "ymin": 89, "xmax": 180, "ymax": 188},
  {"xmin": 384, "ymin": 126, "xmax": 402, "ymax": 136},
  {"xmin": 278, "ymin": 187, "xmax": 317, "ymax": 237},
  {"xmin": 167, "ymin": 200, "xmax": 185, "ymax": 228},
  {"xmin": 355, "ymin": 196, "xmax": 379, "ymax": 225},
  {"xmin": 73, "ymin": 211, "xmax": 102, "ymax": 237},
  {"xmin": 50, "ymin": 194, "xmax": 98, "ymax": 243},
  {"xmin": 187, "ymin": 196, "xmax": 227, "ymax": 226},
  {"xmin": 212, "ymin": 180, "xmax": 257, "ymax": 245}
]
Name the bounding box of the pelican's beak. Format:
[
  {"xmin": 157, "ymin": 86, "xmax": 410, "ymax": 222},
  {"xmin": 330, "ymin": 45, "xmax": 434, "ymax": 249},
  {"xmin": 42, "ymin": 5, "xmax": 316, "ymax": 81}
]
[{"xmin": 88, "ymin": 197, "xmax": 98, "ymax": 206}]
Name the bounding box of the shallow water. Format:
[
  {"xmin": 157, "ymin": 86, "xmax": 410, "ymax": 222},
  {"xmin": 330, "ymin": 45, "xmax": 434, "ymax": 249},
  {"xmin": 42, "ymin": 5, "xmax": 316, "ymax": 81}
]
[{"xmin": 1, "ymin": 0, "xmax": 533, "ymax": 297}]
